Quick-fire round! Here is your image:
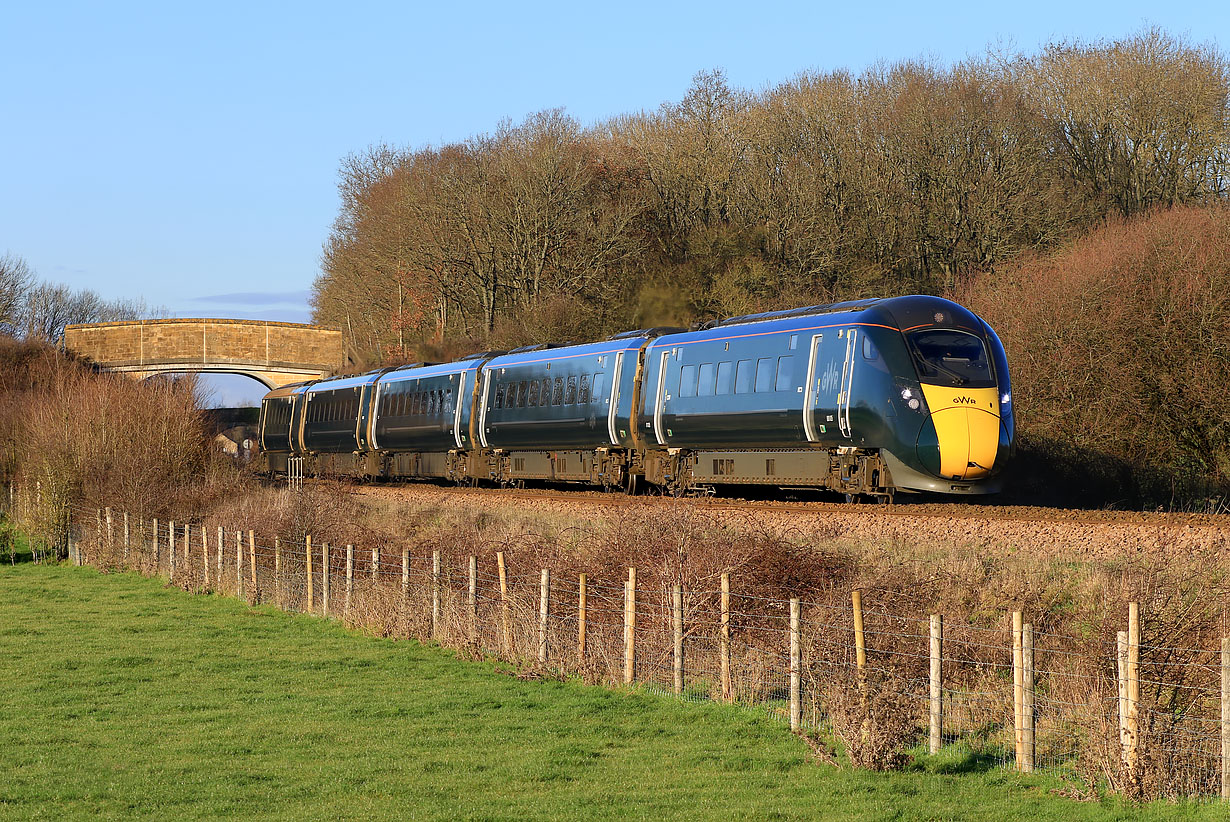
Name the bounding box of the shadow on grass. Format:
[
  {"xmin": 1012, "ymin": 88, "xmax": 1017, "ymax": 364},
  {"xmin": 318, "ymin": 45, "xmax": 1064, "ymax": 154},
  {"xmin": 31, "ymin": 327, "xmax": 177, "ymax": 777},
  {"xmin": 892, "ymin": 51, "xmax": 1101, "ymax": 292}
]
[{"xmin": 925, "ymin": 749, "xmax": 1002, "ymax": 775}]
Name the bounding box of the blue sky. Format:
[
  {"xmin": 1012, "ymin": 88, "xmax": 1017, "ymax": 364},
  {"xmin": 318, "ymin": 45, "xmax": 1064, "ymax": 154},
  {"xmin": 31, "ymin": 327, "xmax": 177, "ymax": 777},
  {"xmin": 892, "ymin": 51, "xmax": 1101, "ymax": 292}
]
[{"xmin": 2, "ymin": 1, "xmax": 1224, "ymax": 404}]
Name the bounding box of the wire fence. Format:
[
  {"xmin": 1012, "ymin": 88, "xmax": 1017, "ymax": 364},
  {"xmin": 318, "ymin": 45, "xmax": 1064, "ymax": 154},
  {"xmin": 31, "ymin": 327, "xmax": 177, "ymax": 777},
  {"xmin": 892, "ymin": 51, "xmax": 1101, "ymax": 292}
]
[{"xmin": 17, "ymin": 498, "xmax": 1230, "ymax": 802}]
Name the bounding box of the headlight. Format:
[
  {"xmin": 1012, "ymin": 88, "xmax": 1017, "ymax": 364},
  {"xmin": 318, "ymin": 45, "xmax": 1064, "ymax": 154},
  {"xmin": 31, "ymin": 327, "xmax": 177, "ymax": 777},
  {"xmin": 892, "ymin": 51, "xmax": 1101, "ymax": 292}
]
[{"xmin": 895, "ymin": 379, "xmax": 928, "ymax": 414}]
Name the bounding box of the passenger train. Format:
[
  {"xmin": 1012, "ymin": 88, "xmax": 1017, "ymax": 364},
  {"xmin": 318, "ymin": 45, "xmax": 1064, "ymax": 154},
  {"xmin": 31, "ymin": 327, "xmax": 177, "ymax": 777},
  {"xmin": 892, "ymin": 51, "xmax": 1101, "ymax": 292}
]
[{"xmin": 256, "ymin": 295, "xmax": 1014, "ymax": 500}]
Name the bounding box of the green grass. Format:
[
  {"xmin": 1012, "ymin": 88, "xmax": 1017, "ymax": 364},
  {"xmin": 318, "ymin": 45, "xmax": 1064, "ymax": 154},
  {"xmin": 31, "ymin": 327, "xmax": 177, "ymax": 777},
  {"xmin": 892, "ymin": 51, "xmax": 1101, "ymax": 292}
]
[{"xmin": 0, "ymin": 563, "xmax": 1222, "ymax": 821}]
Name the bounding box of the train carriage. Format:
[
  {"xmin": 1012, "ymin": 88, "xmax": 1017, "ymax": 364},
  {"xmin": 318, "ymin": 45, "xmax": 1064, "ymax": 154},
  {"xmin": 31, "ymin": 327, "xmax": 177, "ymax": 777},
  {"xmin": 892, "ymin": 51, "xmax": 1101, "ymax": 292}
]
[{"xmin": 255, "ymin": 295, "xmax": 1014, "ymax": 499}]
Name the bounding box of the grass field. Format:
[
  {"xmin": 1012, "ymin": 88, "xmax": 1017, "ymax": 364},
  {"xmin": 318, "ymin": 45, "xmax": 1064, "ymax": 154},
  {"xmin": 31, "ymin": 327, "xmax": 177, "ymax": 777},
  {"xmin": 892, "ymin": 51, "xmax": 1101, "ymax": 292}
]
[{"xmin": 0, "ymin": 561, "xmax": 1223, "ymax": 821}]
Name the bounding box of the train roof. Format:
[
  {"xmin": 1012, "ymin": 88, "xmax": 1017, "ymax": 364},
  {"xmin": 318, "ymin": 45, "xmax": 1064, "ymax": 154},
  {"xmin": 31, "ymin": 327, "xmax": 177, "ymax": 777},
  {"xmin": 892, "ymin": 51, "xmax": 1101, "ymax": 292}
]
[
  {"xmin": 376, "ymin": 356, "xmax": 493, "ymax": 385},
  {"xmin": 651, "ymin": 296, "xmax": 986, "ymax": 348},
  {"xmin": 482, "ymin": 334, "xmax": 657, "ymax": 370}
]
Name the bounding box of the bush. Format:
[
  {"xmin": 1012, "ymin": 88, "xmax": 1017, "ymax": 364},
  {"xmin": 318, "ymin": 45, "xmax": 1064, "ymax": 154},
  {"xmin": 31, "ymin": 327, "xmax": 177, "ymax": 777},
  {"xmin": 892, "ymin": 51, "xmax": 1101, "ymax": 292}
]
[{"xmin": 963, "ymin": 205, "xmax": 1230, "ymax": 507}]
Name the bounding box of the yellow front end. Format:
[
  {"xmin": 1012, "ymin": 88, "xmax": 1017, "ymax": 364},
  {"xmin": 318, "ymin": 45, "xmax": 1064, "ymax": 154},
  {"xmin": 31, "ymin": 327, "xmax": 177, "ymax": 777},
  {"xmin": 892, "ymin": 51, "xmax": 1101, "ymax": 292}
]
[{"xmin": 919, "ymin": 386, "xmax": 1001, "ymax": 481}]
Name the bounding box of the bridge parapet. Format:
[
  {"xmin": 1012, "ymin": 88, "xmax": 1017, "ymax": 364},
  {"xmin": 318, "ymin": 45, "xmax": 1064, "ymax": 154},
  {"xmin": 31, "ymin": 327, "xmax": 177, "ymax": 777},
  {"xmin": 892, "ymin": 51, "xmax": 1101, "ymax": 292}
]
[{"xmin": 64, "ymin": 318, "xmax": 343, "ymax": 389}]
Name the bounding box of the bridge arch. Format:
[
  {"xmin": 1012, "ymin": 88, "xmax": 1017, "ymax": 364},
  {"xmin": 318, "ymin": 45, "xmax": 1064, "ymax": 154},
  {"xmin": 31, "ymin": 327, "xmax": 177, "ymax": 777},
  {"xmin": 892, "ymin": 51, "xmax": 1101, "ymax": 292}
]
[{"xmin": 63, "ymin": 318, "xmax": 343, "ymax": 390}]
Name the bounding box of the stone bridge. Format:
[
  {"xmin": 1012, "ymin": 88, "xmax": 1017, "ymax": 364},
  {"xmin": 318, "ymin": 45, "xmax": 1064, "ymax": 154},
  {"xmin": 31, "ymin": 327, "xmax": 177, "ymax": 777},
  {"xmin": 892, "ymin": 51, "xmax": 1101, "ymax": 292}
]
[{"xmin": 63, "ymin": 319, "xmax": 343, "ymax": 389}]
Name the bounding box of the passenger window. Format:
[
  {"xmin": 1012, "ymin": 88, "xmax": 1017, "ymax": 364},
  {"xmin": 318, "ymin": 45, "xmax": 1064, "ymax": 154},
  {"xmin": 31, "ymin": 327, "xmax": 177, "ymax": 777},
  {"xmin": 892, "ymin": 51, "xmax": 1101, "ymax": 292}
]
[
  {"xmin": 716, "ymin": 361, "xmax": 734, "ymax": 395},
  {"xmin": 565, "ymin": 376, "xmax": 577, "ymax": 404},
  {"xmin": 679, "ymin": 365, "xmax": 697, "ymax": 398},
  {"xmin": 789, "ymin": 334, "xmax": 798, "ymax": 350},
  {"xmin": 517, "ymin": 380, "xmax": 528, "ymax": 407},
  {"xmin": 755, "ymin": 358, "xmax": 775, "ymax": 392},
  {"xmin": 552, "ymin": 377, "xmax": 564, "ymax": 405},
  {"xmin": 425, "ymin": 391, "xmax": 433, "ymax": 416},
  {"xmin": 528, "ymin": 379, "xmax": 539, "ymax": 407},
  {"xmin": 698, "ymin": 363, "xmax": 715, "ymax": 396},
  {"xmin": 734, "ymin": 359, "xmax": 753, "ymax": 394},
  {"xmin": 591, "ymin": 372, "xmax": 605, "ymax": 403},
  {"xmin": 775, "ymin": 356, "xmax": 794, "ymax": 391},
  {"xmin": 494, "ymin": 384, "xmax": 505, "ymax": 409},
  {"xmin": 578, "ymin": 375, "xmax": 590, "ymax": 403},
  {"xmin": 541, "ymin": 378, "xmax": 552, "ymax": 405}
]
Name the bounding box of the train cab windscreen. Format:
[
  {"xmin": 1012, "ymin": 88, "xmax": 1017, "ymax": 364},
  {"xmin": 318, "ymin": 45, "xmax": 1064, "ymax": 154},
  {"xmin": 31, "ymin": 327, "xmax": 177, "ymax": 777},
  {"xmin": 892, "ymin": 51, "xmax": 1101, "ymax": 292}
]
[{"xmin": 907, "ymin": 330, "xmax": 995, "ymax": 387}]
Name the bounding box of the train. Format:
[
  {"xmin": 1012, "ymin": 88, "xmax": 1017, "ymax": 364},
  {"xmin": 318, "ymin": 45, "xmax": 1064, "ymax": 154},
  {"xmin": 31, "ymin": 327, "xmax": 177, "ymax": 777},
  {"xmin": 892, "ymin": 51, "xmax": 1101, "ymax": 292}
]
[{"xmin": 256, "ymin": 295, "xmax": 1014, "ymax": 500}]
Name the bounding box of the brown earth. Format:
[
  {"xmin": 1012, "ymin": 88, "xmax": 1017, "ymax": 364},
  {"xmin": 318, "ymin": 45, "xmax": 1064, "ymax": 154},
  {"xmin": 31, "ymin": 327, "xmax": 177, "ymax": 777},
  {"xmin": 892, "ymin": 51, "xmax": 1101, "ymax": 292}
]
[{"xmin": 352, "ymin": 483, "xmax": 1230, "ymax": 562}]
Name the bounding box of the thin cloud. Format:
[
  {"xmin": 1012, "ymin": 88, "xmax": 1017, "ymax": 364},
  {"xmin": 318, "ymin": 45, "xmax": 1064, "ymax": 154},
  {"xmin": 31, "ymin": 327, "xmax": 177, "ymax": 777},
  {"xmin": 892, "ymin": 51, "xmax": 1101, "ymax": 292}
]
[{"xmin": 192, "ymin": 290, "xmax": 311, "ymax": 306}]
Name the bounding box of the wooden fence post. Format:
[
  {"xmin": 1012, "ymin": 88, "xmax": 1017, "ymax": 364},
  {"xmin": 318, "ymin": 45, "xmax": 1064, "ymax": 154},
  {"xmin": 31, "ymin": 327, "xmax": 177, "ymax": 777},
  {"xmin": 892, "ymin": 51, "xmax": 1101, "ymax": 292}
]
[
  {"xmin": 853, "ymin": 589, "xmax": 867, "ymax": 744},
  {"xmin": 321, "ymin": 543, "xmax": 330, "ymax": 617},
  {"xmin": 105, "ymin": 507, "xmax": 113, "ymax": 558},
  {"xmin": 152, "ymin": 518, "xmax": 159, "ymax": 570},
  {"xmin": 344, "ymin": 544, "xmax": 354, "ymax": 622},
  {"xmin": 305, "ymin": 535, "xmax": 313, "ymax": 614},
  {"xmin": 371, "ymin": 546, "xmax": 379, "ymax": 582},
  {"xmin": 721, "ymin": 572, "xmax": 732, "ymax": 703},
  {"xmin": 1012, "ymin": 610, "xmax": 1023, "ymax": 770},
  {"xmin": 201, "ymin": 524, "xmax": 209, "ymax": 588},
  {"xmin": 672, "ymin": 584, "xmax": 684, "ymax": 696},
  {"xmin": 789, "ymin": 598, "xmax": 801, "ymax": 732},
  {"xmin": 623, "ymin": 568, "xmax": 636, "ymax": 685},
  {"xmin": 401, "ymin": 548, "xmax": 410, "ymax": 601},
  {"xmin": 431, "ymin": 550, "xmax": 441, "ymax": 639},
  {"xmin": 1126, "ymin": 602, "xmax": 1141, "ymax": 785},
  {"xmin": 274, "ymin": 537, "xmax": 281, "ymax": 607},
  {"xmin": 216, "ymin": 526, "xmax": 223, "ymax": 582},
  {"xmin": 538, "ymin": 569, "xmax": 550, "ymax": 664},
  {"xmin": 248, "ymin": 530, "xmax": 257, "ymax": 598},
  {"xmin": 1117, "ymin": 630, "xmax": 1129, "ymax": 772},
  {"xmin": 497, "ymin": 552, "xmax": 511, "ymax": 656},
  {"xmin": 576, "ymin": 573, "xmax": 587, "ymax": 666},
  {"xmin": 168, "ymin": 519, "xmax": 176, "ymax": 582},
  {"xmin": 469, "ymin": 556, "xmax": 478, "ymax": 644},
  {"xmin": 929, "ymin": 614, "xmax": 943, "ymax": 755},
  {"xmin": 1221, "ymin": 636, "xmax": 1230, "ymax": 801},
  {"xmin": 1022, "ymin": 622, "xmax": 1035, "ymax": 773},
  {"xmin": 235, "ymin": 529, "xmax": 243, "ymax": 598},
  {"xmin": 182, "ymin": 523, "xmax": 190, "ymax": 582},
  {"xmin": 122, "ymin": 512, "xmax": 129, "ymax": 564}
]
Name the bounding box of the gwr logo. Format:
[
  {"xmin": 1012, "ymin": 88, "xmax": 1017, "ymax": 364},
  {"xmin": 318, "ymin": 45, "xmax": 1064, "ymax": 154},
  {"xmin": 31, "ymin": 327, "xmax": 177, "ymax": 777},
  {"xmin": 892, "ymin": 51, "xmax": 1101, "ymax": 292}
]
[{"xmin": 952, "ymin": 396, "xmax": 977, "ymax": 405}]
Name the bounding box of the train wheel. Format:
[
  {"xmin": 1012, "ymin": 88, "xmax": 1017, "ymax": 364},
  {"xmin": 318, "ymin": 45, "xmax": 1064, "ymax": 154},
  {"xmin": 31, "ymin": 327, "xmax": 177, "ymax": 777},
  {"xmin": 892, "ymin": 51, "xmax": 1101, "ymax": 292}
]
[
  {"xmin": 624, "ymin": 473, "xmax": 640, "ymax": 496},
  {"xmin": 844, "ymin": 493, "xmax": 860, "ymax": 505}
]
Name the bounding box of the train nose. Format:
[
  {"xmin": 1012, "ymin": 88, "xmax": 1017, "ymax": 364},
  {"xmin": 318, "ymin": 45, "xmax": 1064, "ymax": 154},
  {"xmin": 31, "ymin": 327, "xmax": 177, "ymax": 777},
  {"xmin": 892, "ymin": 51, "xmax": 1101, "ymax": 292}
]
[{"xmin": 917, "ymin": 387, "xmax": 1001, "ymax": 481}]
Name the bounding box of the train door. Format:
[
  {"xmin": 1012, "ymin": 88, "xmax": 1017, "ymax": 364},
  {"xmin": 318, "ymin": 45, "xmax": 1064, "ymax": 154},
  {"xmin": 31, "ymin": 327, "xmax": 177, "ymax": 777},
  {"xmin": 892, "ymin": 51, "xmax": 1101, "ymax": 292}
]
[
  {"xmin": 803, "ymin": 329, "xmax": 858, "ymax": 441},
  {"xmin": 652, "ymin": 349, "xmax": 671, "ymax": 445}
]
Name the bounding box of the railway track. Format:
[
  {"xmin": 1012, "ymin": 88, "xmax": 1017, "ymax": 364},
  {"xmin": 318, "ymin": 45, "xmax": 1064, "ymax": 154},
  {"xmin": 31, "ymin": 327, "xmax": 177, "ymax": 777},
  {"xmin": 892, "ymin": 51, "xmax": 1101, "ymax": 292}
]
[{"xmin": 350, "ymin": 480, "xmax": 1229, "ymax": 530}]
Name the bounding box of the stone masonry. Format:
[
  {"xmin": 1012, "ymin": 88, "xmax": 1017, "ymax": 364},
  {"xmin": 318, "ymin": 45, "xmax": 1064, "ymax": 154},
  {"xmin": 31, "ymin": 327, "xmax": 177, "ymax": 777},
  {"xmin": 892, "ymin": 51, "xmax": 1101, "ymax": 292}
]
[{"xmin": 63, "ymin": 318, "xmax": 343, "ymax": 389}]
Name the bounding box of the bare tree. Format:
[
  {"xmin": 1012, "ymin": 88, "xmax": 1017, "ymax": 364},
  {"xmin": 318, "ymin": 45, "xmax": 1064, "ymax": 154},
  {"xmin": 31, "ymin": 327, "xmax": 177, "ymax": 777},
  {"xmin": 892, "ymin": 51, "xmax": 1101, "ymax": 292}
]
[{"xmin": 0, "ymin": 253, "xmax": 34, "ymax": 335}]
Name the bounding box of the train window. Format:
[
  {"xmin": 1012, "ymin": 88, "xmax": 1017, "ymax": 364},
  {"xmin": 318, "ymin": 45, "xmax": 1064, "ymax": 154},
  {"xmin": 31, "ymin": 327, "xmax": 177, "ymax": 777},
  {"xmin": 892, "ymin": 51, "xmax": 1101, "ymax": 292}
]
[
  {"xmin": 863, "ymin": 334, "xmax": 879, "ymax": 361},
  {"xmin": 591, "ymin": 372, "xmax": 605, "ymax": 403},
  {"xmin": 789, "ymin": 334, "xmax": 798, "ymax": 350},
  {"xmin": 578, "ymin": 375, "xmax": 590, "ymax": 403},
  {"xmin": 541, "ymin": 378, "xmax": 552, "ymax": 406},
  {"xmin": 445, "ymin": 388, "xmax": 453, "ymax": 414},
  {"xmin": 417, "ymin": 392, "xmax": 425, "ymax": 415},
  {"xmin": 516, "ymin": 381, "xmax": 527, "ymax": 407},
  {"xmin": 716, "ymin": 361, "xmax": 734, "ymax": 395},
  {"xmin": 775, "ymin": 356, "xmax": 794, "ymax": 391},
  {"xmin": 908, "ymin": 329, "xmax": 994, "ymax": 387},
  {"xmin": 734, "ymin": 359, "xmax": 753, "ymax": 394},
  {"xmin": 754, "ymin": 358, "xmax": 775, "ymax": 392},
  {"xmin": 528, "ymin": 379, "xmax": 539, "ymax": 407},
  {"xmin": 697, "ymin": 363, "xmax": 715, "ymax": 396},
  {"xmin": 494, "ymin": 384, "xmax": 505, "ymax": 409},
  {"xmin": 437, "ymin": 389, "xmax": 445, "ymax": 415},
  {"xmin": 565, "ymin": 376, "xmax": 577, "ymax": 404},
  {"xmin": 679, "ymin": 365, "xmax": 697, "ymax": 398},
  {"xmin": 552, "ymin": 377, "xmax": 564, "ymax": 406}
]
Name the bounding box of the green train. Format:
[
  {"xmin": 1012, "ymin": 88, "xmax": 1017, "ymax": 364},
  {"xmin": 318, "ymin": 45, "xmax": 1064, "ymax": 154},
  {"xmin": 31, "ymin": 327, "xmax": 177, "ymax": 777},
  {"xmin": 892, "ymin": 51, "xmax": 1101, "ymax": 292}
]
[{"xmin": 257, "ymin": 295, "xmax": 1013, "ymax": 500}]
